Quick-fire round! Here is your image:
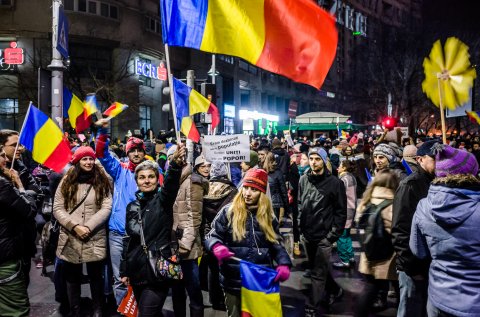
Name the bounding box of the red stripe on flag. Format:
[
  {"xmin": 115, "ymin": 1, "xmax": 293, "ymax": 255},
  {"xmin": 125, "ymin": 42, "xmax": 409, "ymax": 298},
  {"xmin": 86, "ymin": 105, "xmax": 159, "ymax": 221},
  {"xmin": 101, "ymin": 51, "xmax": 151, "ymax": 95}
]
[
  {"xmin": 75, "ymin": 109, "xmax": 91, "ymax": 133},
  {"xmin": 241, "ymin": 312, "xmax": 253, "ymax": 317},
  {"xmin": 187, "ymin": 123, "xmax": 200, "ymax": 143},
  {"xmin": 42, "ymin": 140, "xmax": 72, "ymax": 172},
  {"xmin": 208, "ymin": 103, "xmax": 220, "ymax": 129},
  {"xmin": 257, "ymin": 0, "xmax": 338, "ymax": 89}
]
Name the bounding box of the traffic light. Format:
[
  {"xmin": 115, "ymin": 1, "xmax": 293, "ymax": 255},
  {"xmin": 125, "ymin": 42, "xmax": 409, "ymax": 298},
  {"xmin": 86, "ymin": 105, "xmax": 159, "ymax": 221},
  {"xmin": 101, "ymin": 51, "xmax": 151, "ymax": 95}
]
[
  {"xmin": 382, "ymin": 116, "xmax": 397, "ymax": 130},
  {"xmin": 162, "ymin": 85, "xmax": 171, "ymax": 113}
]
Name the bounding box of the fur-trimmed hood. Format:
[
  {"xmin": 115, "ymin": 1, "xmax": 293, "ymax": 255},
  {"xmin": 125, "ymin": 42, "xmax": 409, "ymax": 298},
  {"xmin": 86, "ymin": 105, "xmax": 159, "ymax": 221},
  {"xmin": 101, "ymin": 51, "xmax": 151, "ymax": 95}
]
[{"xmin": 427, "ymin": 174, "xmax": 480, "ymax": 227}]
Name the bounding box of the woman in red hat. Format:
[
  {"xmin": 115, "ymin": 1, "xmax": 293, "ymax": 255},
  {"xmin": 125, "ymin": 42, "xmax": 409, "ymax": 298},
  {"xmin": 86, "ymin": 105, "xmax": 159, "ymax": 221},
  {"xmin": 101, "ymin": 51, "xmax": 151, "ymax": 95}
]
[
  {"xmin": 53, "ymin": 146, "xmax": 112, "ymax": 317},
  {"xmin": 205, "ymin": 168, "xmax": 292, "ymax": 317}
]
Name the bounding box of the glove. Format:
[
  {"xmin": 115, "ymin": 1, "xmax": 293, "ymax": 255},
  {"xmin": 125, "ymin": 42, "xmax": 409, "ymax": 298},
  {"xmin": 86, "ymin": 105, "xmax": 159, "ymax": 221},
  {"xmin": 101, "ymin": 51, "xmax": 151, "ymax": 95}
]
[
  {"xmin": 212, "ymin": 243, "xmax": 234, "ymax": 264},
  {"xmin": 274, "ymin": 265, "xmax": 290, "ymax": 283}
]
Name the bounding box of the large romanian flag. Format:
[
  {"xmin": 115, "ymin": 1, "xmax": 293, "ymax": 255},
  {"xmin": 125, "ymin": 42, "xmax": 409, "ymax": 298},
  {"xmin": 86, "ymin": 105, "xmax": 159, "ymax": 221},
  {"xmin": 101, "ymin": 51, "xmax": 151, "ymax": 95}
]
[
  {"xmin": 19, "ymin": 105, "xmax": 72, "ymax": 172},
  {"xmin": 63, "ymin": 87, "xmax": 91, "ymax": 133},
  {"xmin": 172, "ymin": 77, "xmax": 219, "ymax": 142},
  {"xmin": 160, "ymin": 0, "xmax": 338, "ymax": 89},
  {"xmin": 240, "ymin": 260, "xmax": 282, "ymax": 317}
]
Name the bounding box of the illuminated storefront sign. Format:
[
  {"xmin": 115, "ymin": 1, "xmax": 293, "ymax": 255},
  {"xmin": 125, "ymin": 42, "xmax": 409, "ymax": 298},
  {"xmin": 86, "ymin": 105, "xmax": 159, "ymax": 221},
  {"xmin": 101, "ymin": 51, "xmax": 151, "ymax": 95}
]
[
  {"xmin": 224, "ymin": 104, "xmax": 236, "ymax": 118},
  {"xmin": 0, "ymin": 42, "xmax": 24, "ymax": 70},
  {"xmin": 135, "ymin": 59, "xmax": 167, "ymax": 80},
  {"xmin": 239, "ymin": 109, "xmax": 279, "ymax": 122}
]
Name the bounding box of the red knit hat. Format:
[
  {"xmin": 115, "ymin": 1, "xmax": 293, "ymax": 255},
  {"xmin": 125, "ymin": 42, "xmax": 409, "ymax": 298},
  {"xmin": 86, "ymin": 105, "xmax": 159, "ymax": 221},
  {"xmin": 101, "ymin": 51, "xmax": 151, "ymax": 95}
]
[
  {"xmin": 243, "ymin": 168, "xmax": 268, "ymax": 193},
  {"xmin": 125, "ymin": 137, "xmax": 145, "ymax": 153},
  {"xmin": 71, "ymin": 146, "xmax": 96, "ymax": 164}
]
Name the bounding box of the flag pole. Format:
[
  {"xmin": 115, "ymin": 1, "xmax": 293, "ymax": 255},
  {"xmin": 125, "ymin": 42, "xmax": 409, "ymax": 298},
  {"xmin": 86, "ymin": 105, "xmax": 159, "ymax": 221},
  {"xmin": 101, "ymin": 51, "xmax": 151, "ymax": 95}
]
[
  {"xmin": 11, "ymin": 102, "xmax": 33, "ymax": 171},
  {"xmin": 164, "ymin": 43, "xmax": 182, "ymax": 143}
]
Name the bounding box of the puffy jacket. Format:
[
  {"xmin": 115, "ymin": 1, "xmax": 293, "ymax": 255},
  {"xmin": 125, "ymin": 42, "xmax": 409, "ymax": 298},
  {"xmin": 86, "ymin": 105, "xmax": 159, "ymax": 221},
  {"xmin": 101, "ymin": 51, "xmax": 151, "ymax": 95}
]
[
  {"xmin": 202, "ymin": 178, "xmax": 238, "ymax": 237},
  {"xmin": 0, "ymin": 176, "xmax": 37, "ymax": 265},
  {"xmin": 205, "ymin": 204, "xmax": 292, "ymax": 294},
  {"xmin": 410, "ymin": 176, "xmax": 480, "ymax": 317},
  {"xmin": 268, "ymin": 169, "xmax": 289, "ymax": 210},
  {"xmin": 96, "ymin": 131, "xmax": 162, "ymax": 235},
  {"xmin": 173, "ymin": 166, "xmax": 209, "ymax": 260},
  {"xmin": 120, "ymin": 162, "xmax": 182, "ymax": 286},
  {"xmin": 298, "ymin": 169, "xmax": 347, "ymax": 243},
  {"xmin": 392, "ymin": 166, "xmax": 433, "ymax": 277},
  {"xmin": 53, "ymin": 177, "xmax": 112, "ymax": 264}
]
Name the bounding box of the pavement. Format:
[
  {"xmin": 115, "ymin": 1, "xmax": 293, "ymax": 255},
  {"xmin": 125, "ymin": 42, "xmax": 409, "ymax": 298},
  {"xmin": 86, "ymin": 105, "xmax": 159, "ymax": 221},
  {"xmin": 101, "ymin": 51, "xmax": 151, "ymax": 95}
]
[{"xmin": 29, "ymin": 233, "xmax": 398, "ymax": 317}]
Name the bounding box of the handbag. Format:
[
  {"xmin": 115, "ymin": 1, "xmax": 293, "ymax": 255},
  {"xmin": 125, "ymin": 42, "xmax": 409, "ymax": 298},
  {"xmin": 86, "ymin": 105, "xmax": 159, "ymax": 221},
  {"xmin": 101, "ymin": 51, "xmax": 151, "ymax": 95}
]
[{"xmin": 136, "ymin": 207, "xmax": 183, "ymax": 280}]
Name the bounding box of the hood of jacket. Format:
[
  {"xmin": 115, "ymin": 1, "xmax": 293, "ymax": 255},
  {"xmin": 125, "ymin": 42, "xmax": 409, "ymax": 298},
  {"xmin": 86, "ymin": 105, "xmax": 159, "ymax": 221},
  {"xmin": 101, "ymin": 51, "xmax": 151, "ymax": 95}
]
[
  {"xmin": 427, "ymin": 174, "xmax": 480, "ymax": 227},
  {"xmin": 205, "ymin": 179, "xmax": 236, "ymax": 200}
]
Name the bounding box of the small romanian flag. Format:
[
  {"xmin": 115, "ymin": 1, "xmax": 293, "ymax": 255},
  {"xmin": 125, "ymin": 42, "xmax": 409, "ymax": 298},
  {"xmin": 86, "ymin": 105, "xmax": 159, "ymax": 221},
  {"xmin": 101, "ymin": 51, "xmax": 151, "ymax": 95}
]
[
  {"xmin": 63, "ymin": 87, "xmax": 90, "ymax": 133},
  {"xmin": 84, "ymin": 94, "xmax": 99, "ymax": 118},
  {"xmin": 19, "ymin": 105, "xmax": 72, "ymax": 172},
  {"xmin": 240, "ymin": 261, "xmax": 282, "ymax": 317},
  {"xmin": 103, "ymin": 102, "xmax": 128, "ymax": 118},
  {"xmin": 172, "ymin": 77, "xmax": 220, "ymax": 142},
  {"xmin": 466, "ymin": 111, "xmax": 480, "ymax": 125}
]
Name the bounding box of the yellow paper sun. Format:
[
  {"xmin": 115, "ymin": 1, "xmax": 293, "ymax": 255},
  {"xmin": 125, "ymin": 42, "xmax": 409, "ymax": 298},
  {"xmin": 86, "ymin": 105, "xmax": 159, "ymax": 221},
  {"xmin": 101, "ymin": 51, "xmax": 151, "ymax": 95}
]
[{"xmin": 422, "ymin": 37, "xmax": 477, "ymax": 110}]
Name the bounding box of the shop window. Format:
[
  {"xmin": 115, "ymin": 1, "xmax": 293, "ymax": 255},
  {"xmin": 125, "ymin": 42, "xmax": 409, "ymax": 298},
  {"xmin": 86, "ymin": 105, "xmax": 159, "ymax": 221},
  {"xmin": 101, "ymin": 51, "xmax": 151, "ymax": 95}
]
[
  {"xmin": 0, "ymin": 98, "xmax": 18, "ymax": 115},
  {"xmin": 139, "ymin": 105, "xmax": 151, "ymax": 130},
  {"xmin": 218, "ymin": 55, "xmax": 234, "ymax": 64}
]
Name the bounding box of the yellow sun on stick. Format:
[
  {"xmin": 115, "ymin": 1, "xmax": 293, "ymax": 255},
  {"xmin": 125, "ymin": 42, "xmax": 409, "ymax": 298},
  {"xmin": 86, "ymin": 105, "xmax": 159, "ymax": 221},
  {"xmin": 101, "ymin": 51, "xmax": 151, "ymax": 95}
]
[{"xmin": 422, "ymin": 37, "xmax": 476, "ymax": 142}]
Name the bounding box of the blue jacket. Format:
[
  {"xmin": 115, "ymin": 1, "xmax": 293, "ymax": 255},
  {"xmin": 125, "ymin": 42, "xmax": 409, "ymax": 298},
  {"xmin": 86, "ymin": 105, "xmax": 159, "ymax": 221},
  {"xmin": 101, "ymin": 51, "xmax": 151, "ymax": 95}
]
[{"xmin": 410, "ymin": 179, "xmax": 480, "ymax": 317}]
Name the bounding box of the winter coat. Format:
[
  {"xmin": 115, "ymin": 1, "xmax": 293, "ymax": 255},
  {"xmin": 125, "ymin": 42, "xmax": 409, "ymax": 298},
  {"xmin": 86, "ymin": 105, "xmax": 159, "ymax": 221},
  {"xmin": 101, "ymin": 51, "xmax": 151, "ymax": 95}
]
[
  {"xmin": 272, "ymin": 148, "xmax": 290, "ymax": 182},
  {"xmin": 0, "ymin": 176, "xmax": 37, "ymax": 265},
  {"xmin": 202, "ymin": 178, "xmax": 238, "ymax": 237},
  {"xmin": 173, "ymin": 166, "xmax": 209, "ymax": 260},
  {"xmin": 392, "ymin": 166, "xmax": 432, "ymax": 277},
  {"xmin": 339, "ymin": 172, "xmax": 357, "ymax": 229},
  {"xmin": 410, "ymin": 175, "xmax": 480, "ymax": 317},
  {"xmin": 120, "ymin": 162, "xmax": 182, "ymax": 286},
  {"xmin": 267, "ymin": 169, "xmax": 289, "ymax": 210},
  {"xmin": 96, "ymin": 132, "xmax": 163, "ymax": 235},
  {"xmin": 357, "ymin": 186, "xmax": 397, "ymax": 280},
  {"xmin": 53, "ymin": 178, "xmax": 112, "ymax": 264},
  {"xmin": 205, "ymin": 204, "xmax": 292, "ymax": 294},
  {"xmin": 298, "ymin": 169, "xmax": 347, "ymax": 243}
]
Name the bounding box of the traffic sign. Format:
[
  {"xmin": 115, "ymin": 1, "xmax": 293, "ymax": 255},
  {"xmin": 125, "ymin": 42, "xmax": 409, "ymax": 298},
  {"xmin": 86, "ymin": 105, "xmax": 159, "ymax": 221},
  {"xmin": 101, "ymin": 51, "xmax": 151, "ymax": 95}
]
[{"xmin": 57, "ymin": 6, "xmax": 69, "ymax": 59}]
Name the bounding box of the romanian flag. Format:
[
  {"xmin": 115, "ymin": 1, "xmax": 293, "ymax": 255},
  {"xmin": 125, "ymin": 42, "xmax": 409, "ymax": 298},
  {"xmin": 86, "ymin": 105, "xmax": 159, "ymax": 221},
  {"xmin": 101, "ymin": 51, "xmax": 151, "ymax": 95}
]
[
  {"xmin": 63, "ymin": 87, "xmax": 90, "ymax": 133},
  {"xmin": 103, "ymin": 102, "xmax": 128, "ymax": 118},
  {"xmin": 172, "ymin": 77, "xmax": 219, "ymax": 142},
  {"xmin": 160, "ymin": 0, "xmax": 338, "ymax": 89},
  {"xmin": 240, "ymin": 261, "xmax": 282, "ymax": 317},
  {"xmin": 466, "ymin": 111, "xmax": 480, "ymax": 124},
  {"xmin": 19, "ymin": 105, "xmax": 72, "ymax": 172}
]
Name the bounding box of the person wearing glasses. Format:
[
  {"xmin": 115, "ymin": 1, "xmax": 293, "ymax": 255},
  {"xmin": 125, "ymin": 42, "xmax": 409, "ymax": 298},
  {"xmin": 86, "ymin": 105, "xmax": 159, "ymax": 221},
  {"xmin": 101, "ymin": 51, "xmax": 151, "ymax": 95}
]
[
  {"xmin": 0, "ymin": 129, "xmax": 43, "ymax": 286},
  {"xmin": 0, "ymin": 145, "xmax": 37, "ymax": 316}
]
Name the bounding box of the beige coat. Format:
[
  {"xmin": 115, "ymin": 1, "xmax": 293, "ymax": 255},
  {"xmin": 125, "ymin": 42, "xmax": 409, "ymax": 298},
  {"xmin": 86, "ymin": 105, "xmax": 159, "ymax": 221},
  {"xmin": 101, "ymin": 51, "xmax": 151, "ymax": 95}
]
[
  {"xmin": 356, "ymin": 186, "xmax": 397, "ymax": 280},
  {"xmin": 53, "ymin": 179, "xmax": 112, "ymax": 264},
  {"xmin": 173, "ymin": 165, "xmax": 209, "ymax": 260}
]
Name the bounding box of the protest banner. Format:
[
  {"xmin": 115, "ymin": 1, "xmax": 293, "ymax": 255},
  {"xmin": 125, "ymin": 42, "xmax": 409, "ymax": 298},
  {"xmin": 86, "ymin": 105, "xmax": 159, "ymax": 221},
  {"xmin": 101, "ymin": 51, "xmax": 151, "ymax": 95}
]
[{"xmin": 203, "ymin": 134, "xmax": 250, "ymax": 163}]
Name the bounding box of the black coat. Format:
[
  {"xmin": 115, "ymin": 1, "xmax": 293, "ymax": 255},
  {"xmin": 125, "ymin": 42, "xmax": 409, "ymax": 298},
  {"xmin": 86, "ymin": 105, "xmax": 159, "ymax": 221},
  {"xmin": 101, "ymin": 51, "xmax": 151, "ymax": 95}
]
[
  {"xmin": 205, "ymin": 204, "xmax": 292, "ymax": 294},
  {"xmin": 0, "ymin": 176, "xmax": 37, "ymax": 265},
  {"xmin": 298, "ymin": 169, "xmax": 347, "ymax": 243},
  {"xmin": 392, "ymin": 166, "xmax": 433, "ymax": 277},
  {"xmin": 272, "ymin": 148, "xmax": 290, "ymax": 182},
  {"xmin": 120, "ymin": 162, "xmax": 182, "ymax": 286},
  {"xmin": 268, "ymin": 169, "xmax": 289, "ymax": 210}
]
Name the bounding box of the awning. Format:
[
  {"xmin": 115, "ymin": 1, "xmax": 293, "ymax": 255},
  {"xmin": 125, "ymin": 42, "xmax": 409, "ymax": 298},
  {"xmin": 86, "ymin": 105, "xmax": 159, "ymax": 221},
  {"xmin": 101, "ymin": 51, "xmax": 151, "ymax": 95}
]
[{"xmin": 277, "ymin": 123, "xmax": 368, "ymax": 131}]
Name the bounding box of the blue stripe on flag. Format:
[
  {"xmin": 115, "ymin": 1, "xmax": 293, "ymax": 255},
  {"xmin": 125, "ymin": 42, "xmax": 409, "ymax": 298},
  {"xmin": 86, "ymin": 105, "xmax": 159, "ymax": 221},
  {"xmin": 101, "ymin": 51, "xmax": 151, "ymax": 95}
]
[
  {"xmin": 19, "ymin": 105, "xmax": 48, "ymax": 151},
  {"xmin": 240, "ymin": 260, "xmax": 279, "ymax": 294}
]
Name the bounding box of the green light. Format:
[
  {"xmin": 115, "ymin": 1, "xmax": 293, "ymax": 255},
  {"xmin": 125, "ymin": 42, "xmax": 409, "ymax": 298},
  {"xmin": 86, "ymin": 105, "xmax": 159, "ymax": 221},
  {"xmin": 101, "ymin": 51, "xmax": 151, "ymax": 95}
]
[{"xmin": 353, "ymin": 31, "xmax": 361, "ymax": 36}]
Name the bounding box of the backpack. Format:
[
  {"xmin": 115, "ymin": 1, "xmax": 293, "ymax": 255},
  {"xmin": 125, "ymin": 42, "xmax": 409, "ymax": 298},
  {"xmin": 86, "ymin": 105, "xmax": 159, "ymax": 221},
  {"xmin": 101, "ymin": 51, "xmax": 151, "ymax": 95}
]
[{"xmin": 357, "ymin": 199, "xmax": 394, "ymax": 261}]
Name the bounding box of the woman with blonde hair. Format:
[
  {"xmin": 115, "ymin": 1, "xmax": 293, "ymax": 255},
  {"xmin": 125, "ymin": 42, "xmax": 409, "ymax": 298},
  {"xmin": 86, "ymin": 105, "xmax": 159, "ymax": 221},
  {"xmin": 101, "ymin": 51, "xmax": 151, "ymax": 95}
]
[{"xmin": 205, "ymin": 168, "xmax": 292, "ymax": 317}]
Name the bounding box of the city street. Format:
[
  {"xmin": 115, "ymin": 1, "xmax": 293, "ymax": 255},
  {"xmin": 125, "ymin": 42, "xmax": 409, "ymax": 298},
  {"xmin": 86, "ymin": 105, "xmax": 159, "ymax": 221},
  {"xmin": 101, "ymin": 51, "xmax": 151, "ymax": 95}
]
[{"xmin": 29, "ymin": 233, "xmax": 397, "ymax": 317}]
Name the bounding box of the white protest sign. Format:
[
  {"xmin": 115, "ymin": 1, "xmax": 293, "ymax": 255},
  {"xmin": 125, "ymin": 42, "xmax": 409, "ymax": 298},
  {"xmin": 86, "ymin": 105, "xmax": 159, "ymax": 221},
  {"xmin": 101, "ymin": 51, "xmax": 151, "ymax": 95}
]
[{"xmin": 203, "ymin": 134, "xmax": 250, "ymax": 163}]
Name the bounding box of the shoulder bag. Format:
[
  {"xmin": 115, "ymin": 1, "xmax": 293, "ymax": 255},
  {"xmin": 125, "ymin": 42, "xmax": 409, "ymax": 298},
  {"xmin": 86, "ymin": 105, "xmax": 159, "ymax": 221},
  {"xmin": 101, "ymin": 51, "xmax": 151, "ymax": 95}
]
[{"xmin": 136, "ymin": 206, "xmax": 183, "ymax": 280}]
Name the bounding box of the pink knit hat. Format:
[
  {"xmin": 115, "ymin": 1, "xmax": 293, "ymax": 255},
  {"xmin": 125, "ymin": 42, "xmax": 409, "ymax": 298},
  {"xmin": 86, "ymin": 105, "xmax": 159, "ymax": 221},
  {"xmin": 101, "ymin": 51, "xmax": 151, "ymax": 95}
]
[
  {"xmin": 71, "ymin": 146, "xmax": 96, "ymax": 164},
  {"xmin": 434, "ymin": 144, "xmax": 479, "ymax": 177}
]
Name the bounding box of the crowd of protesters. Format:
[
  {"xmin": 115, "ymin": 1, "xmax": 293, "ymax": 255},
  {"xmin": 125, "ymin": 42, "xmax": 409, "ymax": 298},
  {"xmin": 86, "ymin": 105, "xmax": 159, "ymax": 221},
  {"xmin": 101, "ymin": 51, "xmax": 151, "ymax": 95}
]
[{"xmin": 0, "ymin": 124, "xmax": 479, "ymax": 317}]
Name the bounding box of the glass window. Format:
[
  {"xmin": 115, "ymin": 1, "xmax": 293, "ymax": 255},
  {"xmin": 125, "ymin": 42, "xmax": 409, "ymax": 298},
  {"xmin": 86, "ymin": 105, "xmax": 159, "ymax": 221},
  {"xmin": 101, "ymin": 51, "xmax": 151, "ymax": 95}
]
[
  {"xmin": 110, "ymin": 5, "xmax": 118, "ymax": 19},
  {"xmin": 139, "ymin": 105, "xmax": 151, "ymax": 130},
  {"xmin": 88, "ymin": 1, "xmax": 97, "ymax": 14},
  {"xmin": 64, "ymin": 0, "xmax": 74, "ymax": 10},
  {"xmin": 100, "ymin": 3, "xmax": 108, "ymax": 17},
  {"xmin": 0, "ymin": 0, "xmax": 12, "ymax": 5},
  {"xmin": 78, "ymin": 0, "xmax": 87, "ymax": 12},
  {"xmin": 0, "ymin": 98, "xmax": 18, "ymax": 114}
]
